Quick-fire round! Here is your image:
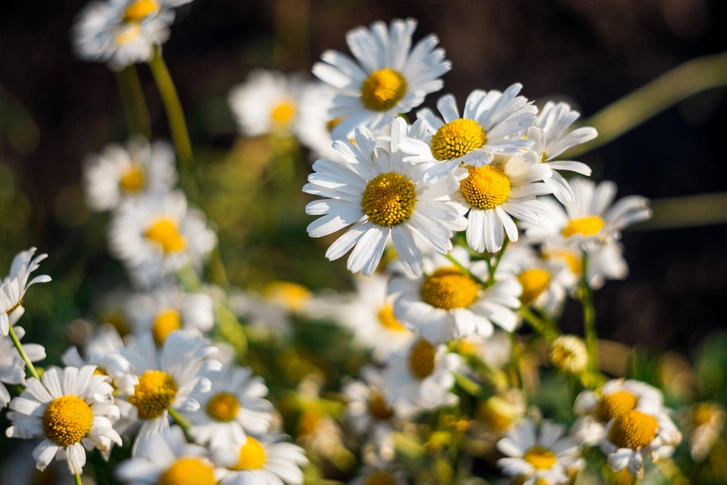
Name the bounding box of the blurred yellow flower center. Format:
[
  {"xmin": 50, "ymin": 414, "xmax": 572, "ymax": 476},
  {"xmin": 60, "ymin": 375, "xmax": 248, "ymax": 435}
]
[
  {"xmin": 513, "ymin": 476, "xmax": 552, "ymax": 485},
  {"xmin": 123, "ymin": 0, "xmax": 159, "ymax": 22},
  {"xmin": 544, "ymin": 249, "xmax": 581, "ymax": 275},
  {"xmin": 460, "ymin": 165, "xmax": 511, "ymax": 210},
  {"xmin": 548, "ymin": 335, "xmax": 588, "ymax": 374},
  {"xmin": 326, "ymin": 117, "xmax": 345, "ymax": 132},
  {"xmin": 159, "ymin": 457, "xmax": 216, "ymax": 485},
  {"xmin": 364, "ymin": 471, "xmax": 396, "ymax": 485},
  {"xmin": 206, "ymin": 392, "xmax": 240, "ymax": 422},
  {"xmin": 612, "ymin": 468, "xmax": 637, "ymax": 485},
  {"xmin": 119, "ymin": 165, "xmax": 146, "ymax": 193},
  {"xmin": 129, "ymin": 370, "xmax": 178, "ymax": 420},
  {"xmin": 361, "ymin": 172, "xmax": 416, "ymax": 226},
  {"xmin": 561, "ymin": 216, "xmax": 605, "ymax": 238},
  {"xmin": 430, "ymin": 118, "xmax": 487, "ymax": 161},
  {"xmin": 230, "ymin": 436, "xmax": 267, "ymax": 470},
  {"xmin": 518, "ymin": 268, "xmax": 551, "ymax": 305},
  {"xmin": 454, "ymin": 338, "xmax": 478, "ymax": 356},
  {"xmin": 264, "ymin": 281, "xmax": 311, "ymax": 311},
  {"xmin": 368, "ymin": 391, "xmax": 394, "ymax": 420},
  {"xmin": 692, "ymin": 402, "xmax": 722, "ymax": 427},
  {"xmin": 152, "ymin": 309, "xmax": 181, "ymax": 346},
  {"xmin": 361, "ymin": 68, "xmax": 407, "ymax": 112},
  {"xmin": 42, "ymin": 396, "xmax": 93, "ymax": 447},
  {"xmin": 524, "ymin": 445, "xmax": 557, "ymax": 470},
  {"xmin": 115, "ymin": 25, "xmax": 141, "ymax": 45},
  {"xmin": 271, "ymin": 99, "xmax": 296, "ymax": 126},
  {"xmin": 408, "ymin": 339, "xmax": 436, "ymax": 380},
  {"xmin": 146, "ymin": 218, "xmax": 186, "ymax": 254},
  {"xmin": 595, "ymin": 390, "xmax": 638, "ymax": 422},
  {"xmin": 377, "ymin": 305, "xmax": 407, "ymax": 332},
  {"xmin": 608, "ymin": 410, "xmax": 659, "ymax": 449},
  {"xmin": 477, "ymin": 396, "xmax": 519, "ymax": 432},
  {"xmin": 421, "ymin": 267, "xmax": 479, "ymax": 310}
]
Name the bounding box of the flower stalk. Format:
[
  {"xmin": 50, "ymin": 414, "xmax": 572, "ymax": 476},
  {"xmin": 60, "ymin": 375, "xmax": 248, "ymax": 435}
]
[
  {"xmin": 7, "ymin": 324, "xmax": 40, "ymax": 381},
  {"xmin": 580, "ymin": 252, "xmax": 599, "ymax": 383}
]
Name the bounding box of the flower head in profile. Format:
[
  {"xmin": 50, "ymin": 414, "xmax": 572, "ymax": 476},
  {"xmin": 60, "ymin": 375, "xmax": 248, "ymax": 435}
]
[
  {"xmin": 680, "ymin": 401, "xmax": 726, "ymax": 462},
  {"xmin": 1, "ymin": 247, "xmax": 51, "ymax": 336},
  {"xmin": 313, "ymin": 18, "xmax": 450, "ymax": 139}
]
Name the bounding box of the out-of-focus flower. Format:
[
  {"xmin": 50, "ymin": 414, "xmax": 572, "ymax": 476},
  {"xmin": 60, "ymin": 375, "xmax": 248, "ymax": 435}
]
[
  {"xmin": 476, "ymin": 390, "xmax": 527, "ymax": 435},
  {"xmin": 349, "ymin": 461, "xmax": 408, "ymax": 485},
  {"xmin": 680, "ymin": 401, "xmax": 725, "ymax": 462},
  {"xmin": 0, "ymin": 247, "xmax": 51, "ymax": 336},
  {"xmin": 0, "ymin": 317, "xmax": 46, "ymax": 409},
  {"xmin": 548, "ymin": 335, "xmax": 588, "ymax": 374},
  {"xmin": 540, "ymin": 240, "xmax": 629, "ymax": 290},
  {"xmin": 296, "ymin": 83, "xmax": 352, "ymax": 161},
  {"xmin": 229, "ymin": 289, "xmax": 293, "ymax": 337}
]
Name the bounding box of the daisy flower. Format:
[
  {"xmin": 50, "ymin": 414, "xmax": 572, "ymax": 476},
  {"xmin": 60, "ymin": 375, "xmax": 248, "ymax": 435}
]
[
  {"xmin": 522, "ymin": 178, "xmax": 652, "ymax": 251},
  {"xmin": 451, "ymin": 331, "xmax": 512, "ymax": 369},
  {"xmin": 475, "ymin": 389, "xmax": 527, "ymax": 435},
  {"xmin": 548, "ymin": 335, "xmax": 588, "ymax": 374},
  {"xmin": 187, "ymin": 363, "xmax": 274, "ymax": 449},
  {"xmin": 389, "ymin": 248, "xmax": 522, "ymax": 344},
  {"xmin": 108, "ymin": 190, "xmax": 217, "ymax": 287},
  {"xmin": 83, "ymin": 137, "xmax": 176, "ymax": 213},
  {"xmin": 1, "ymin": 247, "xmax": 51, "ymax": 336},
  {"xmin": 303, "ymin": 118, "xmax": 467, "ymax": 277},
  {"xmin": 115, "ymin": 425, "xmax": 221, "ymax": 485},
  {"xmin": 212, "ymin": 434, "xmax": 309, "ymax": 485},
  {"xmin": 1, "ymin": 314, "xmax": 46, "ymax": 409},
  {"xmin": 126, "ymin": 286, "xmax": 214, "ymax": 346},
  {"xmin": 496, "ymin": 419, "xmax": 583, "ymax": 485},
  {"xmin": 229, "ymin": 290, "xmax": 292, "ymax": 337},
  {"xmin": 349, "ymin": 461, "xmax": 408, "ymax": 485},
  {"xmin": 680, "ymin": 401, "xmax": 725, "ymax": 462},
  {"xmin": 312, "ymin": 18, "xmax": 450, "ymax": 139},
  {"xmin": 115, "ymin": 330, "xmax": 220, "ymax": 454},
  {"xmin": 73, "ymin": 0, "xmax": 175, "ymax": 71},
  {"xmin": 296, "ymin": 83, "xmax": 353, "ymax": 161},
  {"xmin": 5, "ymin": 365, "xmax": 121, "ymax": 475},
  {"xmin": 540, "ymin": 239, "xmax": 629, "ymax": 290},
  {"xmin": 228, "ymin": 70, "xmax": 303, "ymax": 137},
  {"xmin": 400, "ymin": 85, "xmax": 537, "ymax": 182}
]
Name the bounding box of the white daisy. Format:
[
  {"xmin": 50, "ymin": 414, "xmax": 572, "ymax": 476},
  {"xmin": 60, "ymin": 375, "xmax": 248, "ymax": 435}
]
[
  {"xmin": 539, "ymin": 239, "xmax": 630, "ymax": 291},
  {"xmin": 680, "ymin": 401, "xmax": 725, "ymax": 462},
  {"xmin": 115, "ymin": 425, "xmax": 221, "ymax": 485},
  {"xmin": 349, "ymin": 461, "xmax": 408, "ymax": 485},
  {"xmin": 187, "ymin": 363, "xmax": 274, "ymax": 449},
  {"xmin": 83, "ymin": 137, "xmax": 176, "ymax": 213},
  {"xmin": 229, "ymin": 289, "xmax": 292, "ymax": 337},
  {"xmin": 451, "ymin": 331, "xmax": 512, "ymax": 370},
  {"xmin": 229, "ymin": 70, "xmax": 303, "ymax": 137},
  {"xmin": 312, "ymin": 18, "xmax": 450, "ymax": 139},
  {"xmin": 73, "ymin": 0, "xmax": 175, "ymax": 71},
  {"xmin": 126, "ymin": 285, "xmax": 214, "ymax": 346},
  {"xmin": 303, "ymin": 118, "xmax": 467, "ymax": 277},
  {"xmin": 522, "ymin": 178, "xmax": 652, "ymax": 251},
  {"xmin": 400, "ymin": 85, "xmax": 537, "ymax": 182},
  {"xmin": 5, "ymin": 365, "xmax": 121, "ymax": 475},
  {"xmin": 0, "ymin": 314, "xmax": 46, "ymax": 409},
  {"xmin": 0, "ymin": 247, "xmax": 51, "ymax": 336},
  {"xmin": 212, "ymin": 434, "xmax": 308, "ymax": 485},
  {"xmin": 108, "ymin": 190, "xmax": 217, "ymax": 287},
  {"xmin": 296, "ymin": 83, "xmax": 353, "ymax": 161},
  {"xmin": 474, "ymin": 389, "xmax": 527, "ymax": 435},
  {"xmin": 389, "ymin": 248, "xmax": 522, "ymax": 344},
  {"xmin": 496, "ymin": 419, "xmax": 582, "ymax": 485}
]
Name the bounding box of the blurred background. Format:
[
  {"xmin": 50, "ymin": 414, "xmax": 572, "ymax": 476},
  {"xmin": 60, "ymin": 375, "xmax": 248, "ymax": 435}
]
[{"xmin": 1, "ymin": 0, "xmax": 727, "ymax": 360}]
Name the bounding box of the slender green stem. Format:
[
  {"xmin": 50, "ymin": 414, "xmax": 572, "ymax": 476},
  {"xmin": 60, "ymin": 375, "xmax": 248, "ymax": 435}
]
[
  {"xmin": 518, "ymin": 307, "xmax": 559, "ymax": 341},
  {"xmin": 444, "ymin": 253, "xmax": 487, "ymax": 287},
  {"xmin": 509, "ymin": 332, "xmax": 522, "ymax": 390},
  {"xmin": 488, "ymin": 238, "xmax": 510, "ymax": 284},
  {"xmin": 453, "ymin": 371, "xmax": 484, "ymax": 397},
  {"xmin": 115, "ymin": 65, "xmax": 151, "ymax": 138},
  {"xmin": 8, "ymin": 324, "xmax": 40, "ymax": 381},
  {"xmin": 580, "ymin": 252, "xmax": 599, "ymax": 381},
  {"xmin": 208, "ymin": 246, "xmax": 230, "ymax": 289},
  {"xmin": 168, "ymin": 408, "xmax": 192, "ymax": 431},
  {"xmin": 74, "ymin": 474, "xmax": 83, "ymax": 485}
]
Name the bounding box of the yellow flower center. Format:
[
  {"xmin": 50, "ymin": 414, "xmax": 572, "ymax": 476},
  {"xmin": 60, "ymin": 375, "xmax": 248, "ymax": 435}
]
[
  {"xmin": 364, "ymin": 470, "xmax": 396, "ymax": 485},
  {"xmin": 513, "ymin": 476, "xmax": 552, "ymax": 485},
  {"xmin": 594, "ymin": 390, "xmax": 638, "ymax": 422},
  {"xmin": 692, "ymin": 402, "xmax": 722, "ymax": 427},
  {"xmin": 128, "ymin": 370, "xmax": 178, "ymax": 420},
  {"xmin": 453, "ymin": 338, "xmax": 479, "ymax": 356},
  {"xmin": 271, "ymin": 99, "xmax": 296, "ymax": 126},
  {"xmin": 158, "ymin": 457, "xmax": 217, "ymax": 485},
  {"xmin": 361, "ymin": 172, "xmax": 416, "ymax": 226},
  {"xmin": 145, "ymin": 218, "xmax": 186, "ymax": 254},
  {"xmin": 297, "ymin": 407, "xmax": 324, "ymax": 436},
  {"xmin": 460, "ymin": 165, "xmax": 511, "ymax": 210},
  {"xmin": 360, "ymin": 68, "xmax": 407, "ymax": 112},
  {"xmin": 420, "ymin": 267, "xmax": 479, "ymax": 310},
  {"xmin": 548, "ymin": 335, "xmax": 588, "ymax": 374},
  {"xmin": 206, "ymin": 392, "xmax": 240, "ymax": 422},
  {"xmin": 152, "ymin": 310, "xmax": 182, "ymax": 346},
  {"xmin": 42, "ymin": 396, "xmax": 94, "ymax": 447},
  {"xmin": 608, "ymin": 410, "xmax": 659, "ymax": 449},
  {"xmin": 477, "ymin": 396, "xmax": 520, "ymax": 432},
  {"xmin": 230, "ymin": 436, "xmax": 267, "ymax": 471},
  {"xmin": 368, "ymin": 391, "xmax": 394, "ymax": 421},
  {"xmin": 517, "ymin": 268, "xmax": 551, "ymax": 306},
  {"xmin": 611, "ymin": 468, "xmax": 637, "ymax": 485},
  {"xmin": 561, "ymin": 216, "xmax": 605, "ymax": 238},
  {"xmin": 408, "ymin": 339, "xmax": 436, "ymax": 380},
  {"xmin": 119, "ymin": 165, "xmax": 146, "ymax": 193},
  {"xmin": 326, "ymin": 117, "xmax": 345, "ymax": 132},
  {"xmin": 543, "ymin": 249, "xmax": 581, "ymax": 275},
  {"xmin": 524, "ymin": 445, "xmax": 557, "ymax": 470},
  {"xmin": 115, "ymin": 24, "xmax": 141, "ymax": 45},
  {"xmin": 123, "ymin": 0, "xmax": 159, "ymax": 22},
  {"xmin": 430, "ymin": 118, "xmax": 487, "ymax": 161},
  {"xmin": 377, "ymin": 305, "xmax": 408, "ymax": 332},
  {"xmin": 263, "ymin": 281, "xmax": 311, "ymax": 311}
]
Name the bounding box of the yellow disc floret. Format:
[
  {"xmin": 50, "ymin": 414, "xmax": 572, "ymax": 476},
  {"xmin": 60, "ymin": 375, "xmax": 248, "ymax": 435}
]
[
  {"xmin": 517, "ymin": 268, "xmax": 551, "ymax": 306},
  {"xmin": 206, "ymin": 392, "xmax": 241, "ymax": 422},
  {"xmin": 420, "ymin": 267, "xmax": 479, "ymax": 310},
  {"xmin": 523, "ymin": 445, "xmax": 557, "ymax": 470},
  {"xmin": 368, "ymin": 391, "xmax": 394, "ymax": 421},
  {"xmin": 152, "ymin": 309, "xmax": 182, "ymax": 346},
  {"xmin": 230, "ymin": 436, "xmax": 267, "ymax": 471},
  {"xmin": 42, "ymin": 396, "xmax": 94, "ymax": 447},
  {"xmin": 361, "ymin": 172, "xmax": 416, "ymax": 226},
  {"xmin": 377, "ymin": 305, "xmax": 408, "ymax": 332},
  {"xmin": 123, "ymin": 0, "xmax": 160, "ymax": 22},
  {"xmin": 263, "ymin": 281, "xmax": 312, "ymax": 311},
  {"xmin": 460, "ymin": 165, "xmax": 511, "ymax": 210},
  {"xmin": 561, "ymin": 216, "xmax": 605, "ymax": 238},
  {"xmin": 477, "ymin": 396, "xmax": 521, "ymax": 433},
  {"xmin": 692, "ymin": 401, "xmax": 724, "ymax": 427},
  {"xmin": 594, "ymin": 390, "xmax": 638, "ymax": 422},
  {"xmin": 548, "ymin": 335, "xmax": 588, "ymax": 374},
  {"xmin": 608, "ymin": 410, "xmax": 659, "ymax": 449},
  {"xmin": 408, "ymin": 339, "xmax": 436, "ymax": 380},
  {"xmin": 158, "ymin": 457, "xmax": 217, "ymax": 485},
  {"xmin": 361, "ymin": 68, "xmax": 407, "ymax": 112},
  {"xmin": 271, "ymin": 99, "xmax": 296, "ymax": 126},
  {"xmin": 119, "ymin": 165, "xmax": 146, "ymax": 193},
  {"xmin": 128, "ymin": 370, "xmax": 178, "ymax": 420},
  {"xmin": 146, "ymin": 218, "xmax": 186, "ymax": 254},
  {"xmin": 364, "ymin": 470, "xmax": 396, "ymax": 485},
  {"xmin": 430, "ymin": 118, "xmax": 487, "ymax": 161}
]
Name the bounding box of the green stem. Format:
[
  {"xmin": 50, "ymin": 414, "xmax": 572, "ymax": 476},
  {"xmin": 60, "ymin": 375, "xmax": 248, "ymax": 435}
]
[
  {"xmin": 580, "ymin": 252, "xmax": 599, "ymax": 381},
  {"xmin": 518, "ymin": 307, "xmax": 559, "ymax": 341},
  {"xmin": 208, "ymin": 246, "xmax": 230, "ymax": 289},
  {"xmin": 8, "ymin": 324, "xmax": 40, "ymax": 381},
  {"xmin": 74, "ymin": 474, "xmax": 83, "ymax": 485},
  {"xmin": 488, "ymin": 237, "xmax": 510, "ymax": 284},
  {"xmin": 444, "ymin": 253, "xmax": 487, "ymax": 287},
  {"xmin": 168, "ymin": 408, "xmax": 192, "ymax": 431},
  {"xmin": 453, "ymin": 371, "xmax": 484, "ymax": 397},
  {"xmin": 115, "ymin": 65, "xmax": 151, "ymax": 138},
  {"xmin": 509, "ymin": 332, "xmax": 522, "ymax": 390}
]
